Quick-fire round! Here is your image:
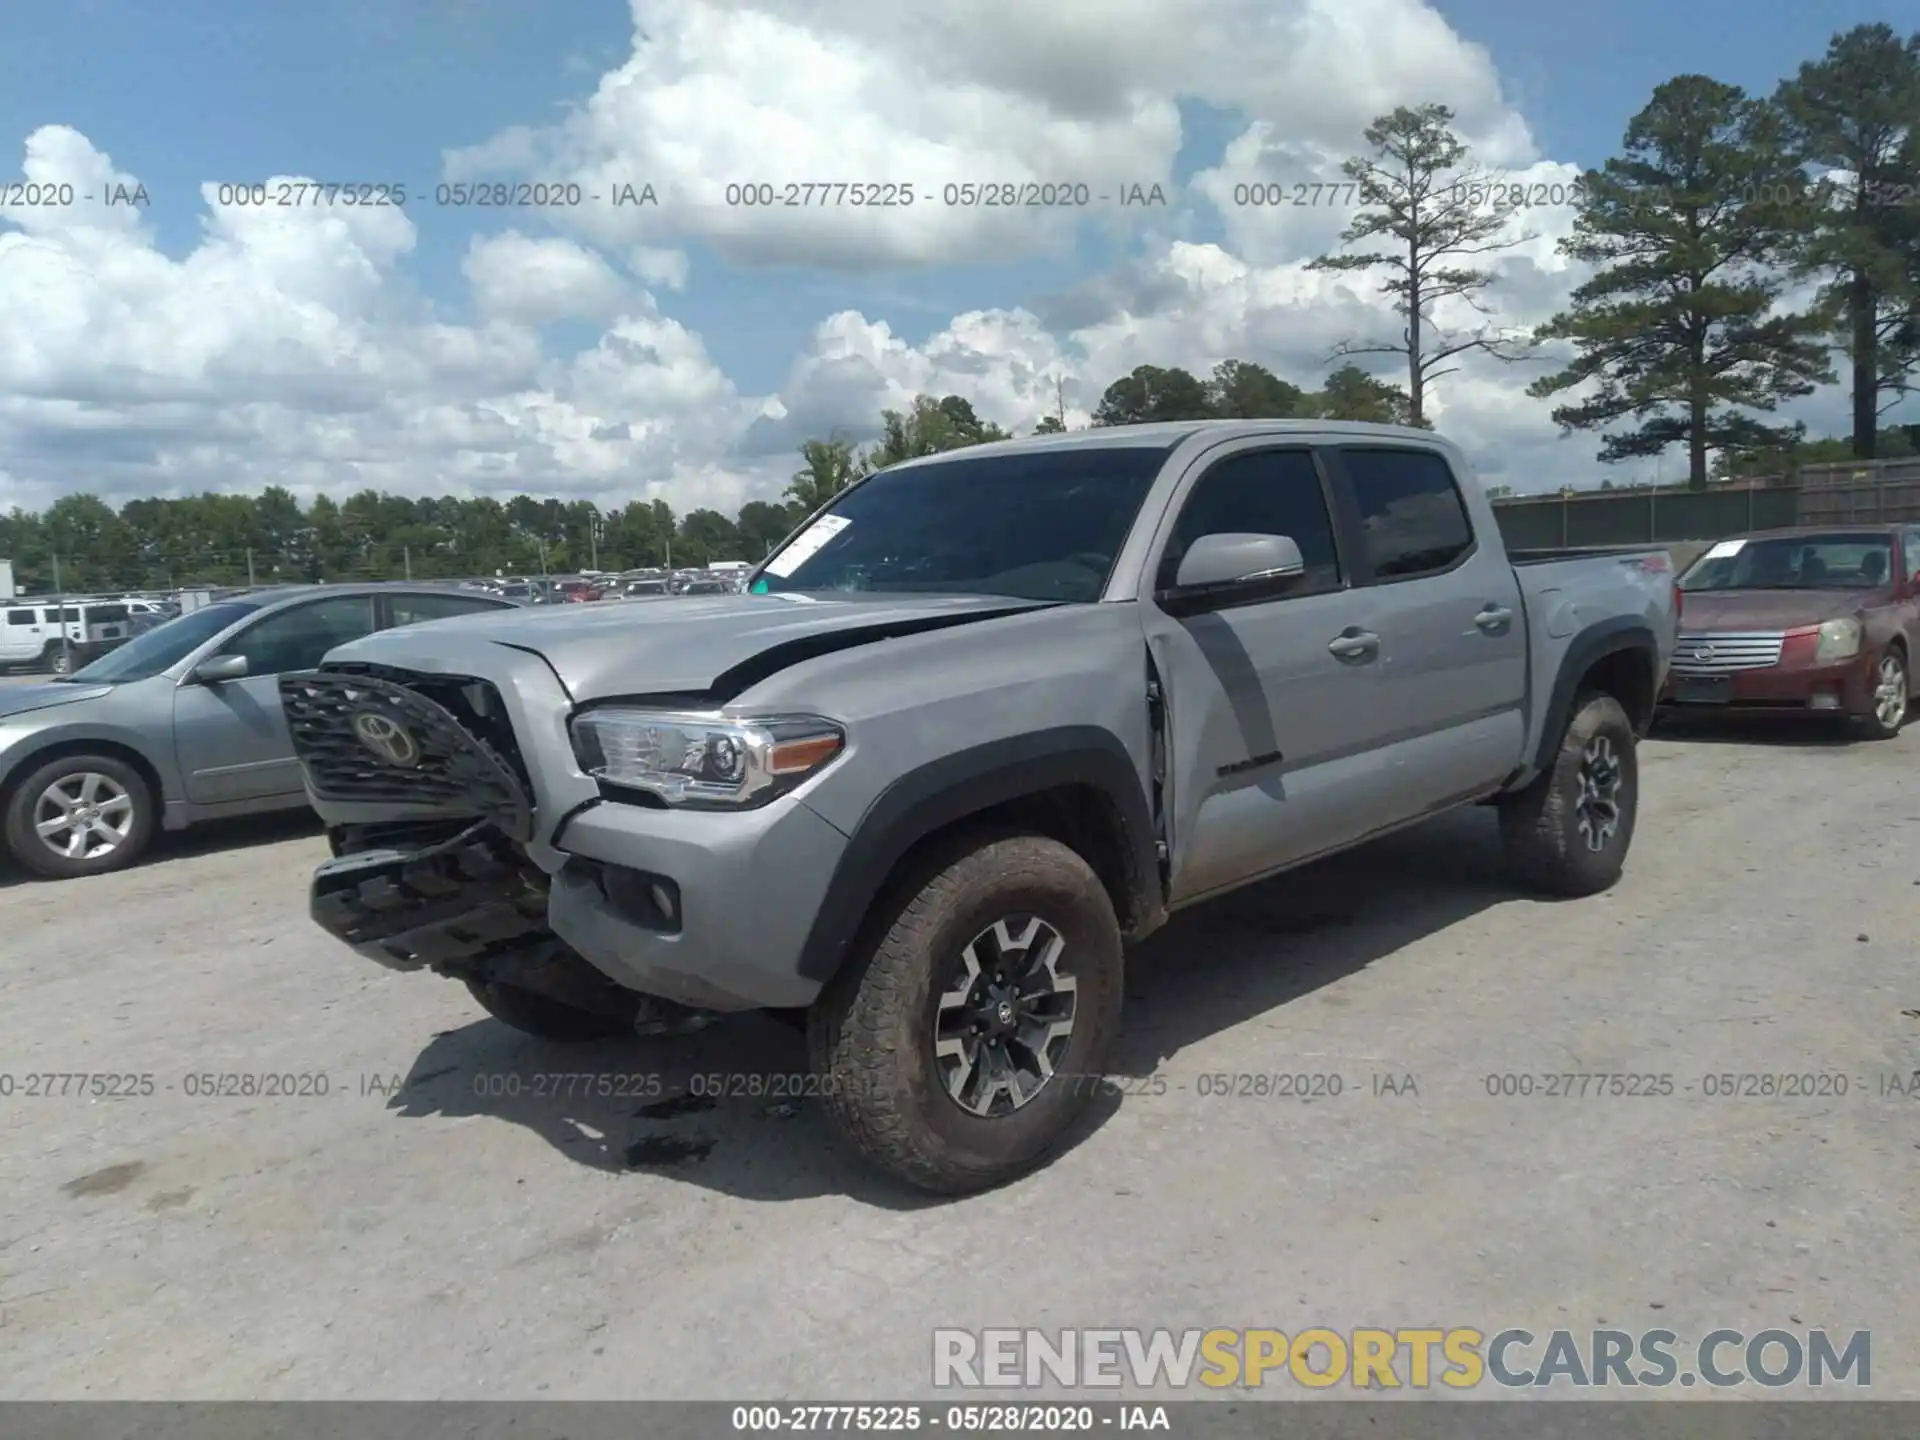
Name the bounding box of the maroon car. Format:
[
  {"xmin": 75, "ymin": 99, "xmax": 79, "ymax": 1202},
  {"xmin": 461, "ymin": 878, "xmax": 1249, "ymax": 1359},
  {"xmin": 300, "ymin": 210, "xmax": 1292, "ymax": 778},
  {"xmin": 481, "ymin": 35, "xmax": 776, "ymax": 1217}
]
[{"xmin": 1659, "ymin": 524, "xmax": 1919, "ymax": 738}]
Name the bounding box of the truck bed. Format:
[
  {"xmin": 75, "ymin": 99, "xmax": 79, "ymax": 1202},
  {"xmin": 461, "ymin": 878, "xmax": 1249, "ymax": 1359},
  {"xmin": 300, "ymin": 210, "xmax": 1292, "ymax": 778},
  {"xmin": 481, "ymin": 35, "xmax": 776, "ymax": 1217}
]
[{"xmin": 1509, "ymin": 545, "xmax": 1670, "ymax": 565}]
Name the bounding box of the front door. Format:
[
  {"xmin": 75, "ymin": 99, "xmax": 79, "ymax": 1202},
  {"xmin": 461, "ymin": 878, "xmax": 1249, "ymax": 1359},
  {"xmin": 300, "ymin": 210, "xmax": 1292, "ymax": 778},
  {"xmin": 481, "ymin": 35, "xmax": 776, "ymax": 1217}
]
[
  {"xmin": 1139, "ymin": 443, "xmax": 1391, "ymax": 904},
  {"xmin": 173, "ymin": 595, "xmax": 376, "ymax": 805}
]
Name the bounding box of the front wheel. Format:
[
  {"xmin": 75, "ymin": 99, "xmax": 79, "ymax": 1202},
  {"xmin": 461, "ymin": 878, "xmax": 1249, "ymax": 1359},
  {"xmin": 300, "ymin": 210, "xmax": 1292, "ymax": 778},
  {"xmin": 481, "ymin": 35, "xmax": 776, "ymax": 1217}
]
[
  {"xmin": 3, "ymin": 753, "xmax": 156, "ymax": 879},
  {"xmin": 1855, "ymin": 648, "xmax": 1909, "ymax": 740},
  {"xmin": 1499, "ymin": 693, "xmax": 1638, "ymax": 897},
  {"xmin": 808, "ymin": 833, "xmax": 1124, "ymax": 1195}
]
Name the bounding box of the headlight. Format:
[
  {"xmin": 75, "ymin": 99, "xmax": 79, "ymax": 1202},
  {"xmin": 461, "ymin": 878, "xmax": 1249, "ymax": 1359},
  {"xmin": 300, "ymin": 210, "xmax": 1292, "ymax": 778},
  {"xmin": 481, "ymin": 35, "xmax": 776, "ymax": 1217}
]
[
  {"xmin": 1814, "ymin": 617, "xmax": 1862, "ymax": 663},
  {"xmin": 569, "ymin": 709, "xmax": 844, "ymax": 809}
]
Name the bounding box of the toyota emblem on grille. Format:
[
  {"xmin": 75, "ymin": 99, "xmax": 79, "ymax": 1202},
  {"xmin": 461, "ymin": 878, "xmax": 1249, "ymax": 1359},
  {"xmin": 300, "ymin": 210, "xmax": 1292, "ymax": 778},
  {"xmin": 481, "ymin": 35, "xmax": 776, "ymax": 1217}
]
[
  {"xmin": 351, "ymin": 711, "xmax": 421, "ymax": 767},
  {"xmin": 1690, "ymin": 645, "xmax": 1714, "ymax": 662}
]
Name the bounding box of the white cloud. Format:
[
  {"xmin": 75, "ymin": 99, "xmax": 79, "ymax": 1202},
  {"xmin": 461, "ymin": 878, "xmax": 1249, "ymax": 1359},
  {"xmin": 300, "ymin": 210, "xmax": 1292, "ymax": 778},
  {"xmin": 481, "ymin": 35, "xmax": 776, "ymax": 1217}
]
[
  {"xmin": 464, "ymin": 232, "xmax": 633, "ymax": 325},
  {"xmin": 445, "ymin": 0, "xmax": 1527, "ymax": 271}
]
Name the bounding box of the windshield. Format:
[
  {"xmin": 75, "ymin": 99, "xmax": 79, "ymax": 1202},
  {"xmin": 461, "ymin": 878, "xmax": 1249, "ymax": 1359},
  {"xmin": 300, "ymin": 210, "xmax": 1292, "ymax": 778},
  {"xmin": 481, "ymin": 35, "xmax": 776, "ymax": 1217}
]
[
  {"xmin": 753, "ymin": 446, "xmax": 1171, "ymax": 602},
  {"xmin": 1680, "ymin": 534, "xmax": 1894, "ymax": 593},
  {"xmin": 67, "ymin": 601, "xmax": 259, "ymax": 682}
]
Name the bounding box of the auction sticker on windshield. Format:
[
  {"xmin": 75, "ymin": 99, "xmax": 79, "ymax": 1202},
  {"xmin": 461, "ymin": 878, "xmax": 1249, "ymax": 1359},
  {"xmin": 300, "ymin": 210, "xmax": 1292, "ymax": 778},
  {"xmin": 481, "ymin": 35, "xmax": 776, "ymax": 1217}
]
[
  {"xmin": 1702, "ymin": 539, "xmax": 1746, "ymax": 559},
  {"xmin": 762, "ymin": 514, "xmax": 851, "ymax": 578}
]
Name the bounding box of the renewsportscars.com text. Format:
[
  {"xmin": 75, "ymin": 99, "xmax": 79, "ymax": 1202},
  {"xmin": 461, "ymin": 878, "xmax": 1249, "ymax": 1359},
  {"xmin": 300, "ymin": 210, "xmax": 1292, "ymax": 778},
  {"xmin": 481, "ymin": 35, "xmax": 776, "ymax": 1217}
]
[{"xmin": 933, "ymin": 1327, "xmax": 1869, "ymax": 1390}]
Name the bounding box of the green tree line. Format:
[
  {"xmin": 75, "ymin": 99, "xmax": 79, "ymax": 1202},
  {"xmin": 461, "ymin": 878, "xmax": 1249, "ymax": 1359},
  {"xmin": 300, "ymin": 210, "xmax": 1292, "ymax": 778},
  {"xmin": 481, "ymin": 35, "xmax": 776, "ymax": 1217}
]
[{"xmin": 2, "ymin": 24, "xmax": 1915, "ymax": 596}]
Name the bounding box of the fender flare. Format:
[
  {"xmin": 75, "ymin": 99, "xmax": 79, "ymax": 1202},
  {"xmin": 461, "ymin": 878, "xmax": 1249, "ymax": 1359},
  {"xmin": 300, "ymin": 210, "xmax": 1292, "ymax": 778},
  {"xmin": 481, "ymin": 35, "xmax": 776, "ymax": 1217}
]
[
  {"xmin": 795, "ymin": 726, "xmax": 1158, "ymax": 982},
  {"xmin": 1529, "ymin": 618, "xmax": 1658, "ymax": 776}
]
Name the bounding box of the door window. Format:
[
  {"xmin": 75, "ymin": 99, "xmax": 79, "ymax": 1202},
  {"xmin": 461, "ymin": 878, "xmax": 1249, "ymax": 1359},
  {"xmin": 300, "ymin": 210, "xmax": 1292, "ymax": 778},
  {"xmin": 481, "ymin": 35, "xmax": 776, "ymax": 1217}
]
[
  {"xmin": 1903, "ymin": 529, "xmax": 1920, "ymax": 582},
  {"xmin": 387, "ymin": 593, "xmax": 510, "ymax": 627},
  {"xmin": 219, "ymin": 596, "xmax": 376, "ymax": 675},
  {"xmin": 6, "ymin": 609, "xmax": 35, "ymax": 626},
  {"xmin": 1157, "ymin": 449, "xmax": 1342, "ymax": 596},
  {"xmin": 1339, "ymin": 448, "xmax": 1476, "ymax": 580}
]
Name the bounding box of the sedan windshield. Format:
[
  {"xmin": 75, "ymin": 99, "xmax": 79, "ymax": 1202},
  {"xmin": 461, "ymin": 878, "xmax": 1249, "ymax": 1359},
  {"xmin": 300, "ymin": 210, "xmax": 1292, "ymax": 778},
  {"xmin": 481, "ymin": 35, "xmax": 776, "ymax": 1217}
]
[
  {"xmin": 1680, "ymin": 534, "xmax": 1895, "ymax": 592},
  {"xmin": 67, "ymin": 601, "xmax": 259, "ymax": 682},
  {"xmin": 753, "ymin": 446, "xmax": 1171, "ymax": 602}
]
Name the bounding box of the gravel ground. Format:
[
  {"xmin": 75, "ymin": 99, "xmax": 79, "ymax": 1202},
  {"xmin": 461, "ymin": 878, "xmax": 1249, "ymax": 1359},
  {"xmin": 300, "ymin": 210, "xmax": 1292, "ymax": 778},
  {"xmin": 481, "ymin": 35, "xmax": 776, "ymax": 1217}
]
[{"xmin": 0, "ymin": 715, "xmax": 1915, "ymax": 1400}]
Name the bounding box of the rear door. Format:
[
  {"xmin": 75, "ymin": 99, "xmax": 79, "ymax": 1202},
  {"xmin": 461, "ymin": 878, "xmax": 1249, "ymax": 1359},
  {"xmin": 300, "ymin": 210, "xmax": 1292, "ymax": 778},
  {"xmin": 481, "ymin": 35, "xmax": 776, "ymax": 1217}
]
[
  {"xmin": 173, "ymin": 595, "xmax": 377, "ymax": 804},
  {"xmin": 1141, "ymin": 441, "xmax": 1395, "ymax": 903},
  {"xmin": 1321, "ymin": 445, "xmax": 1528, "ymax": 815}
]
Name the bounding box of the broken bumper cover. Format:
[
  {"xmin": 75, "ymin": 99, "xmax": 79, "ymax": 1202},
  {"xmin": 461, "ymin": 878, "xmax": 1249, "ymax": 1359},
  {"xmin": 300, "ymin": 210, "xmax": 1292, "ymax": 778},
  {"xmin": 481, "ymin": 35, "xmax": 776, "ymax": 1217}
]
[
  {"xmin": 544, "ymin": 794, "xmax": 849, "ymax": 1012},
  {"xmin": 308, "ymin": 824, "xmax": 552, "ymax": 972},
  {"xmin": 285, "ymin": 665, "xmax": 854, "ymax": 1011}
]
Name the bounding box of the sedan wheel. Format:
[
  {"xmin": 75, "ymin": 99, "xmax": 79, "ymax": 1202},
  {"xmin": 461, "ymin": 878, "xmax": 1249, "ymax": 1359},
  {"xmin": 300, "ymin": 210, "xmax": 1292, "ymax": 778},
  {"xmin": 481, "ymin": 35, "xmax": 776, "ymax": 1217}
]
[
  {"xmin": 3, "ymin": 754, "xmax": 156, "ymax": 879},
  {"xmin": 1860, "ymin": 650, "xmax": 1909, "ymax": 740},
  {"xmin": 36, "ymin": 772, "xmax": 136, "ymax": 861}
]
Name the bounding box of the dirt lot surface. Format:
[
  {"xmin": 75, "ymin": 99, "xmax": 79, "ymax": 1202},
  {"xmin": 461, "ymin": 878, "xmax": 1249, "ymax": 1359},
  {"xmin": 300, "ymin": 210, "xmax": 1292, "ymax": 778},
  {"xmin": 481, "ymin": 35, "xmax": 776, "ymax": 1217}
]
[{"xmin": 0, "ymin": 715, "xmax": 1915, "ymax": 1400}]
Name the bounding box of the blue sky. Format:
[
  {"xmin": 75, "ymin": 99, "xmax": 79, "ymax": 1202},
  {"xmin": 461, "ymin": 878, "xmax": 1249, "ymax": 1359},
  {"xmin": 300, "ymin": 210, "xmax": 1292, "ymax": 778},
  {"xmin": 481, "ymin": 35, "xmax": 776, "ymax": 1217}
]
[{"xmin": 0, "ymin": 0, "xmax": 1882, "ymax": 398}]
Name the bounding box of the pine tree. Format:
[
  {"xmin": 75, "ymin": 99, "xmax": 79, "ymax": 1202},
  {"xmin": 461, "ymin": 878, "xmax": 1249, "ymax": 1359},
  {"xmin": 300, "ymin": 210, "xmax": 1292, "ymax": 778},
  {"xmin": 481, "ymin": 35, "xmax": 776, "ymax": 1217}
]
[{"xmin": 1529, "ymin": 76, "xmax": 1834, "ymax": 488}]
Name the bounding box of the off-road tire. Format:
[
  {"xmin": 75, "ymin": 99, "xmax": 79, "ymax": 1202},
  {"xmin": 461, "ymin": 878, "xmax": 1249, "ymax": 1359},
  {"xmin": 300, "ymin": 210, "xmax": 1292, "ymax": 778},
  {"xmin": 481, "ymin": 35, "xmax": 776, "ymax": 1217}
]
[
  {"xmin": 465, "ymin": 976, "xmax": 638, "ymax": 1042},
  {"xmin": 1500, "ymin": 692, "xmax": 1638, "ymax": 897},
  {"xmin": 4, "ymin": 752, "xmax": 156, "ymax": 879},
  {"xmin": 42, "ymin": 642, "xmax": 73, "ymax": 677},
  {"xmin": 1854, "ymin": 645, "xmax": 1909, "ymax": 741},
  {"xmin": 807, "ymin": 832, "xmax": 1123, "ymax": 1195}
]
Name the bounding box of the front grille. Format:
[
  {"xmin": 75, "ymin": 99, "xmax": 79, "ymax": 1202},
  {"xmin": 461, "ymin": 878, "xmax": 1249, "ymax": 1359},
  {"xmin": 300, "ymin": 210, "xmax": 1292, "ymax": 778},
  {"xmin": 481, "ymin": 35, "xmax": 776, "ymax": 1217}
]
[
  {"xmin": 279, "ymin": 670, "xmax": 532, "ymax": 840},
  {"xmin": 1670, "ymin": 631, "xmax": 1784, "ymax": 674}
]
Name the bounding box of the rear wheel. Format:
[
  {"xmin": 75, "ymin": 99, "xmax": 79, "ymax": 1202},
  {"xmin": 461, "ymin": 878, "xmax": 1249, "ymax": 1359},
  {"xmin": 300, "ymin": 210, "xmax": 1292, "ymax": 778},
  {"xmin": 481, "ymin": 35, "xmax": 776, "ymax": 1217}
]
[
  {"xmin": 1856, "ymin": 648, "xmax": 1908, "ymax": 740},
  {"xmin": 808, "ymin": 833, "xmax": 1123, "ymax": 1194},
  {"xmin": 3, "ymin": 753, "xmax": 156, "ymax": 879},
  {"xmin": 1499, "ymin": 693, "xmax": 1638, "ymax": 897},
  {"xmin": 42, "ymin": 642, "xmax": 73, "ymax": 677}
]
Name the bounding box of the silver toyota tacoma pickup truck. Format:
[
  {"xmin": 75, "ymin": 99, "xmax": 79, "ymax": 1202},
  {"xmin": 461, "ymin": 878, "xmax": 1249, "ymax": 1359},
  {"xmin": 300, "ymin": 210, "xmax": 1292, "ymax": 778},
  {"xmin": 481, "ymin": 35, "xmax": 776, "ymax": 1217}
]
[{"xmin": 282, "ymin": 421, "xmax": 1678, "ymax": 1192}]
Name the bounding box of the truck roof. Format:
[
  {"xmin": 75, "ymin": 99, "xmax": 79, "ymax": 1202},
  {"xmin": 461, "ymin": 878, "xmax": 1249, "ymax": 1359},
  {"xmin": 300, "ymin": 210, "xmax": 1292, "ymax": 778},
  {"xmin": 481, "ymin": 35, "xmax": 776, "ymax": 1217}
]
[{"xmin": 881, "ymin": 418, "xmax": 1446, "ymax": 471}]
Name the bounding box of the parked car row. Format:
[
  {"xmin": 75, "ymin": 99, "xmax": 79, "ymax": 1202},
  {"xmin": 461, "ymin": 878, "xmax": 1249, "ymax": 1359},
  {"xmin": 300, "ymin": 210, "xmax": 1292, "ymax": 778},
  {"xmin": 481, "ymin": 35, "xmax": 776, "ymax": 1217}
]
[{"xmin": 462, "ymin": 567, "xmax": 754, "ymax": 604}]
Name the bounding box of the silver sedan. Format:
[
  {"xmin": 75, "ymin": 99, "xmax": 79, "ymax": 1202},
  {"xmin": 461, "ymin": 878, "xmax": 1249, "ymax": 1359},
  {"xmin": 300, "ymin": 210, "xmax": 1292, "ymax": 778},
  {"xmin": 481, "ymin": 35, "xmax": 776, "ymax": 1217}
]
[{"xmin": 0, "ymin": 583, "xmax": 519, "ymax": 880}]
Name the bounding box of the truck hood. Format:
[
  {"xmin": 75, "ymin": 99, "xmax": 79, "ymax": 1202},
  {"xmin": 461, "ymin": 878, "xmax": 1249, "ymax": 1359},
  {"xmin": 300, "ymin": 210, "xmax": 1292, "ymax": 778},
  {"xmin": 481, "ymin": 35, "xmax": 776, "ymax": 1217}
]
[
  {"xmin": 0, "ymin": 682, "xmax": 113, "ymax": 719},
  {"xmin": 330, "ymin": 591, "xmax": 1060, "ymax": 700},
  {"xmin": 1680, "ymin": 588, "xmax": 1886, "ymax": 631}
]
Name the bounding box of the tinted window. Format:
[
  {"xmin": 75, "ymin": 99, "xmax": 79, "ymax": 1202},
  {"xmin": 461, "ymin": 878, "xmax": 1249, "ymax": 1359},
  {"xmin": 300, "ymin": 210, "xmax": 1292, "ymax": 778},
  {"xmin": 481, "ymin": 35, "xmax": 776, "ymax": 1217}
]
[
  {"xmin": 1156, "ymin": 449, "xmax": 1341, "ymax": 595},
  {"xmin": 1904, "ymin": 530, "xmax": 1920, "ymax": 581},
  {"xmin": 754, "ymin": 446, "xmax": 1170, "ymax": 602},
  {"xmin": 69, "ymin": 601, "xmax": 261, "ymax": 683},
  {"xmin": 220, "ymin": 596, "xmax": 375, "ymax": 674},
  {"xmin": 1340, "ymin": 448, "xmax": 1475, "ymax": 579},
  {"xmin": 1680, "ymin": 534, "xmax": 1894, "ymax": 592},
  {"xmin": 388, "ymin": 593, "xmax": 508, "ymax": 627},
  {"xmin": 5, "ymin": 609, "xmax": 33, "ymax": 625}
]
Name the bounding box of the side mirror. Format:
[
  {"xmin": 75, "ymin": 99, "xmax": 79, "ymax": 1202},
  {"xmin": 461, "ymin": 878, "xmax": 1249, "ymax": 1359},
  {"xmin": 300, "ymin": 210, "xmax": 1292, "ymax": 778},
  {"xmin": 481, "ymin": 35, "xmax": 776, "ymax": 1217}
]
[
  {"xmin": 1157, "ymin": 533, "xmax": 1307, "ymax": 615},
  {"xmin": 191, "ymin": 654, "xmax": 249, "ymax": 684}
]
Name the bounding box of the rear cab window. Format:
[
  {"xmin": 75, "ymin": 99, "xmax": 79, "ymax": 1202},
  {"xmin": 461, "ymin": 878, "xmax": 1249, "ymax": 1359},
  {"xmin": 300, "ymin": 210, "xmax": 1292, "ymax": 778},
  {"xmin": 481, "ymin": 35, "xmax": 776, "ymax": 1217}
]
[{"xmin": 1335, "ymin": 447, "xmax": 1477, "ymax": 580}]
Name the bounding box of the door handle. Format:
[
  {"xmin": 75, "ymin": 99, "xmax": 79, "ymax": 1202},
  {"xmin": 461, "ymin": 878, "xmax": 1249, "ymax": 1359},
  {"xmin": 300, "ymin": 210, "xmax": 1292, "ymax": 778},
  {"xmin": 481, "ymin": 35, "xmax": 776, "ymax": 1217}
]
[
  {"xmin": 1327, "ymin": 629, "xmax": 1379, "ymax": 661},
  {"xmin": 1475, "ymin": 605, "xmax": 1513, "ymax": 633}
]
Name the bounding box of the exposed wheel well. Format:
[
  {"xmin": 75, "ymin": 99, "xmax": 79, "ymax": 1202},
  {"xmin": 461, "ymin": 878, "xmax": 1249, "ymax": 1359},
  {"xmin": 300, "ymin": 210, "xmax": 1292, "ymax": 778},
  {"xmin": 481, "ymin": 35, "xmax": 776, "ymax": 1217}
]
[
  {"xmin": 877, "ymin": 782, "xmax": 1146, "ymax": 937},
  {"xmin": 1577, "ymin": 645, "xmax": 1657, "ymax": 733},
  {"xmin": 0, "ymin": 739, "xmax": 165, "ymax": 818}
]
